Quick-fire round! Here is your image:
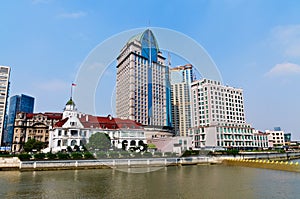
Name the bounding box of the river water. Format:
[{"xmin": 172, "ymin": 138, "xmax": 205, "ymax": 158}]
[{"xmin": 0, "ymin": 165, "xmax": 299, "ymax": 199}]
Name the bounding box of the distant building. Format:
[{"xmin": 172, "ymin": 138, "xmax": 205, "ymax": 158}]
[
  {"xmin": 189, "ymin": 78, "xmax": 254, "ymax": 149},
  {"xmin": 148, "ymin": 136, "xmax": 192, "ymax": 154},
  {"xmin": 4, "ymin": 94, "xmax": 34, "ymax": 146},
  {"xmin": 266, "ymin": 129, "xmax": 285, "ymax": 147},
  {"xmin": 116, "ymin": 29, "xmax": 171, "ymax": 127},
  {"xmin": 12, "ymin": 112, "xmax": 62, "ymax": 152},
  {"xmin": 253, "ymin": 130, "xmax": 270, "ymax": 149},
  {"xmin": 274, "ymin": 127, "xmax": 281, "ymax": 131},
  {"xmin": 170, "ymin": 64, "xmax": 193, "ymax": 136},
  {"xmin": 0, "ymin": 66, "xmax": 10, "ymax": 145},
  {"xmin": 284, "ymin": 133, "xmax": 291, "ymax": 142}
]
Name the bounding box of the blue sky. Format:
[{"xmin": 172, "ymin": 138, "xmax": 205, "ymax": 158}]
[{"xmin": 1, "ymin": 0, "xmax": 300, "ymax": 139}]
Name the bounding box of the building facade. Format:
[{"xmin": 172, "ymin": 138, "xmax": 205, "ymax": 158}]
[
  {"xmin": 189, "ymin": 78, "xmax": 255, "ymax": 149},
  {"xmin": 170, "ymin": 64, "xmax": 193, "ymax": 136},
  {"xmin": 12, "ymin": 112, "xmax": 62, "ymax": 152},
  {"xmin": 4, "ymin": 94, "xmax": 34, "ymax": 146},
  {"xmin": 148, "ymin": 136, "xmax": 192, "ymax": 154},
  {"xmin": 116, "ymin": 29, "xmax": 171, "ymax": 127},
  {"xmin": 253, "ymin": 130, "xmax": 270, "ymax": 149},
  {"xmin": 0, "ymin": 66, "xmax": 10, "ymax": 145},
  {"xmin": 266, "ymin": 129, "xmax": 285, "ymax": 147},
  {"xmin": 48, "ymin": 99, "xmax": 147, "ymax": 152}
]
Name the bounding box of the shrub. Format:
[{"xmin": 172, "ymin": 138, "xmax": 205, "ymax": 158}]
[
  {"xmin": 46, "ymin": 152, "xmax": 57, "ymax": 160},
  {"xmin": 83, "ymin": 152, "xmax": 94, "ymax": 159},
  {"xmin": 164, "ymin": 152, "xmax": 177, "ymax": 157},
  {"xmin": 67, "ymin": 146, "xmax": 73, "ymax": 152},
  {"xmin": 133, "ymin": 152, "xmax": 142, "ymax": 158},
  {"xmin": 57, "ymin": 152, "xmax": 70, "ymax": 160},
  {"xmin": 120, "ymin": 151, "xmax": 131, "ymax": 158},
  {"xmin": 142, "ymin": 152, "xmax": 152, "ymax": 158},
  {"xmin": 108, "ymin": 151, "xmax": 119, "ymax": 158},
  {"xmin": 96, "ymin": 151, "xmax": 107, "ymax": 159},
  {"xmin": 154, "ymin": 152, "xmax": 162, "ymax": 157},
  {"xmin": 71, "ymin": 152, "xmax": 83, "ymax": 159},
  {"xmin": 34, "ymin": 153, "xmax": 46, "ymax": 160},
  {"xmin": 18, "ymin": 153, "xmax": 32, "ymax": 161}
]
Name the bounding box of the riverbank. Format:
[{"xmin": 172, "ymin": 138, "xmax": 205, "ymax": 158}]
[
  {"xmin": 1, "ymin": 152, "xmax": 299, "ymax": 172},
  {"xmin": 0, "ymin": 156, "xmax": 221, "ymax": 171}
]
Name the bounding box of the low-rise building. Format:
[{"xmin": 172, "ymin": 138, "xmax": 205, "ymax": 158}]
[
  {"xmin": 47, "ymin": 98, "xmax": 146, "ymax": 153},
  {"xmin": 266, "ymin": 129, "xmax": 285, "ymax": 147},
  {"xmin": 148, "ymin": 136, "xmax": 192, "ymax": 154},
  {"xmin": 253, "ymin": 130, "xmax": 269, "ymax": 149},
  {"xmin": 189, "ymin": 123, "xmax": 254, "ymax": 150},
  {"xmin": 12, "ymin": 112, "xmax": 62, "ymax": 152}
]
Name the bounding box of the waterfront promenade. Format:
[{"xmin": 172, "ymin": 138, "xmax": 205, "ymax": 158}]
[{"xmin": 0, "ymin": 151, "xmax": 300, "ymax": 171}]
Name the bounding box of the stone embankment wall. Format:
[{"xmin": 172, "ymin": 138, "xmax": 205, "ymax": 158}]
[
  {"xmin": 0, "ymin": 157, "xmax": 20, "ymax": 170},
  {"xmin": 0, "ymin": 156, "xmax": 218, "ymax": 171}
]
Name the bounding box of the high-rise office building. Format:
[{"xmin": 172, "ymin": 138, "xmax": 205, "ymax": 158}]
[
  {"xmin": 116, "ymin": 29, "xmax": 171, "ymax": 127},
  {"xmin": 0, "ymin": 66, "xmax": 10, "ymax": 145},
  {"xmin": 170, "ymin": 64, "xmax": 193, "ymax": 136},
  {"xmin": 189, "ymin": 78, "xmax": 254, "ymax": 149},
  {"xmin": 4, "ymin": 94, "xmax": 35, "ymax": 145},
  {"xmin": 191, "ymin": 78, "xmax": 246, "ymax": 126}
]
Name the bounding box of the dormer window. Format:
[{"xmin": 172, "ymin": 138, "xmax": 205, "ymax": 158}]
[{"xmin": 70, "ymin": 122, "xmax": 76, "ymax": 126}]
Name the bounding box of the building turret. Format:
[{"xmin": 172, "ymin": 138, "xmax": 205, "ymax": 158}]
[{"xmin": 63, "ymin": 98, "xmax": 77, "ymax": 119}]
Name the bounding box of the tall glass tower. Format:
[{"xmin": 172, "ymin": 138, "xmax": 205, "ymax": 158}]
[
  {"xmin": 4, "ymin": 94, "xmax": 34, "ymax": 145},
  {"xmin": 116, "ymin": 29, "xmax": 171, "ymax": 127}
]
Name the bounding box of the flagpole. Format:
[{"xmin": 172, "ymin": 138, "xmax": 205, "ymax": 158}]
[{"xmin": 71, "ymin": 83, "xmax": 73, "ymax": 100}]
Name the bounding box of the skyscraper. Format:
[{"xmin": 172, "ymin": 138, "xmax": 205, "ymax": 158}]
[
  {"xmin": 116, "ymin": 29, "xmax": 171, "ymax": 127},
  {"xmin": 0, "ymin": 66, "xmax": 10, "ymax": 146},
  {"xmin": 170, "ymin": 64, "xmax": 193, "ymax": 136},
  {"xmin": 4, "ymin": 94, "xmax": 34, "ymax": 145}
]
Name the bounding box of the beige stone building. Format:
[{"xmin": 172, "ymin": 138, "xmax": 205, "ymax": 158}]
[{"xmin": 12, "ymin": 112, "xmax": 62, "ymax": 152}]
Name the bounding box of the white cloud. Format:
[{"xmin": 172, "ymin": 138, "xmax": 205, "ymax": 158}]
[
  {"xmin": 36, "ymin": 79, "xmax": 69, "ymax": 91},
  {"xmin": 57, "ymin": 11, "xmax": 86, "ymax": 19},
  {"xmin": 266, "ymin": 62, "xmax": 300, "ymax": 77},
  {"xmin": 271, "ymin": 25, "xmax": 300, "ymax": 57}
]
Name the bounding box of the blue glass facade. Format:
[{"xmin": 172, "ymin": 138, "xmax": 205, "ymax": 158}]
[{"xmin": 4, "ymin": 94, "xmax": 34, "ymax": 145}]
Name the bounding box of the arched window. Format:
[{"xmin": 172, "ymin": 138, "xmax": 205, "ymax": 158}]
[
  {"xmin": 71, "ymin": 140, "xmax": 77, "ymax": 146},
  {"xmin": 130, "ymin": 140, "xmax": 136, "ymax": 146}
]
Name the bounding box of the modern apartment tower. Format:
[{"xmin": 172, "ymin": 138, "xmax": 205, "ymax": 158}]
[
  {"xmin": 170, "ymin": 64, "xmax": 193, "ymax": 136},
  {"xmin": 116, "ymin": 29, "xmax": 171, "ymax": 127},
  {"xmin": 0, "ymin": 66, "xmax": 10, "ymax": 145},
  {"xmin": 4, "ymin": 94, "xmax": 34, "ymax": 145},
  {"xmin": 190, "ymin": 78, "xmax": 254, "ymax": 149}
]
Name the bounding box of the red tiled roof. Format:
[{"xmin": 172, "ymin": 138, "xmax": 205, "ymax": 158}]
[
  {"xmin": 26, "ymin": 112, "xmax": 63, "ymax": 120},
  {"xmin": 79, "ymin": 114, "xmax": 143, "ymax": 130},
  {"xmin": 54, "ymin": 117, "xmax": 68, "ymax": 127}
]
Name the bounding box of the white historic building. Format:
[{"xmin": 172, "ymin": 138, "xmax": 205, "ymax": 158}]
[{"xmin": 47, "ymin": 98, "xmax": 147, "ymax": 153}]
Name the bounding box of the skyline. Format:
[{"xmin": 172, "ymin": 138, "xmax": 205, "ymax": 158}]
[{"xmin": 1, "ymin": 0, "xmax": 300, "ymax": 139}]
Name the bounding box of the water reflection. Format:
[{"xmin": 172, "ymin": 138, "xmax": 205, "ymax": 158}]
[{"xmin": 0, "ymin": 165, "xmax": 299, "ymax": 199}]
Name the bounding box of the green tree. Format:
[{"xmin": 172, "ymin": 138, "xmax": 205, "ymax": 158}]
[
  {"xmin": 24, "ymin": 139, "xmax": 45, "ymax": 152},
  {"xmin": 86, "ymin": 132, "xmax": 111, "ymax": 151}
]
